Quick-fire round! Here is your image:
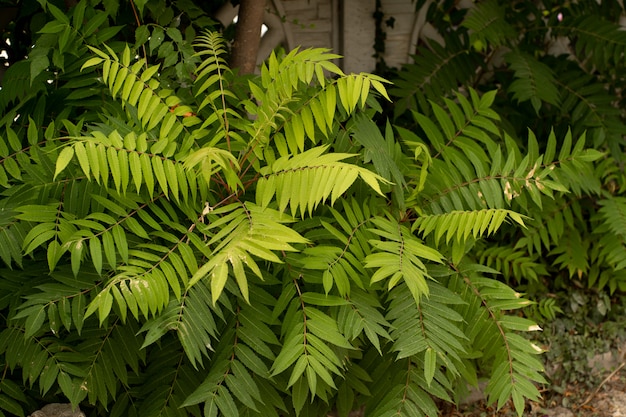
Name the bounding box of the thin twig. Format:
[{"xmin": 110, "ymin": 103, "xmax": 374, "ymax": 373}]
[
  {"xmin": 129, "ymin": 0, "xmax": 148, "ymax": 68},
  {"xmin": 576, "ymin": 361, "xmax": 626, "ymax": 410}
]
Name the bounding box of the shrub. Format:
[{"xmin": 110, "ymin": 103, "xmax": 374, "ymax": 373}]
[
  {"xmin": 0, "ymin": 1, "xmax": 611, "ymax": 416},
  {"xmin": 390, "ymin": 0, "xmax": 626, "ymax": 301}
]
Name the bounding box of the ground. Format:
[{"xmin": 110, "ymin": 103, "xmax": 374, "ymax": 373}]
[
  {"xmin": 440, "ymin": 366, "xmax": 626, "ymax": 417},
  {"xmin": 435, "ymin": 302, "xmax": 626, "ymax": 417}
]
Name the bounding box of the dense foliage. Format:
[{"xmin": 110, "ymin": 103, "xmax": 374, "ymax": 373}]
[
  {"xmin": 0, "ymin": 1, "xmax": 622, "ymax": 417},
  {"xmin": 391, "ymin": 0, "xmax": 626, "ymax": 306}
]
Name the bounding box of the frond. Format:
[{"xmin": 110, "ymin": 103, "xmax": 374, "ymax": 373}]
[
  {"xmin": 269, "ymin": 279, "xmax": 352, "ymax": 413},
  {"xmin": 139, "ymin": 280, "xmax": 221, "ymax": 369},
  {"xmin": 76, "ymin": 322, "xmax": 144, "ymax": 406},
  {"xmin": 413, "ymin": 209, "xmax": 527, "ymax": 245},
  {"xmin": 83, "ymin": 45, "xmax": 201, "ymax": 134},
  {"xmin": 504, "ymin": 52, "xmax": 561, "ymax": 114},
  {"xmin": 338, "ymin": 288, "xmax": 392, "ymax": 354},
  {"xmin": 183, "ymin": 146, "xmax": 241, "ymax": 193},
  {"xmin": 547, "ymin": 130, "xmax": 603, "ymax": 196},
  {"xmin": 553, "ymin": 65, "xmax": 625, "ymax": 149},
  {"xmin": 366, "ymin": 363, "xmax": 448, "ymax": 417},
  {"xmin": 247, "ymin": 51, "xmax": 390, "ymax": 156},
  {"xmin": 189, "ymin": 203, "xmax": 309, "ymax": 303},
  {"xmin": 55, "ymin": 130, "xmax": 205, "ymax": 201},
  {"xmin": 193, "ymin": 30, "xmax": 233, "ymax": 111},
  {"xmin": 588, "ymin": 197, "xmax": 626, "ymax": 290},
  {"xmin": 183, "ymin": 286, "xmax": 284, "ymax": 414},
  {"xmin": 0, "ymin": 202, "xmax": 28, "ymax": 268},
  {"xmin": 590, "ymin": 232, "xmax": 626, "ymax": 291},
  {"xmin": 191, "ymin": 30, "xmax": 246, "ymax": 156},
  {"xmin": 594, "ymin": 231, "xmax": 626, "ymax": 270},
  {"xmin": 365, "ymin": 216, "xmax": 443, "ymax": 302},
  {"xmin": 365, "ymin": 314, "xmax": 456, "ymax": 417},
  {"xmin": 256, "ymin": 146, "xmax": 387, "ymax": 217},
  {"xmin": 301, "ymin": 199, "xmax": 377, "ymax": 296},
  {"xmin": 407, "ymin": 90, "xmax": 602, "ymax": 214},
  {"xmin": 597, "ymin": 197, "xmax": 626, "ymax": 239},
  {"xmin": 477, "ymin": 246, "xmax": 548, "ymax": 283},
  {"xmin": 87, "ymin": 234, "xmax": 202, "ymax": 321},
  {"xmin": 260, "ymin": 47, "xmax": 344, "ymax": 97},
  {"xmin": 245, "ymin": 46, "xmax": 345, "ymax": 156},
  {"xmin": 351, "ymin": 115, "xmax": 408, "ymax": 207},
  {"xmin": 390, "ymin": 35, "xmax": 481, "ymax": 117},
  {"xmin": 0, "ymin": 61, "xmax": 42, "ymax": 115},
  {"xmin": 0, "ymin": 326, "xmax": 55, "ymax": 409},
  {"xmin": 525, "ymin": 298, "xmax": 562, "ymax": 322},
  {"xmin": 128, "ymin": 336, "xmax": 203, "ymax": 417},
  {"xmin": 462, "ymin": 0, "xmax": 516, "ymax": 49},
  {"xmin": 1, "ymin": 315, "xmax": 143, "ymax": 407},
  {"xmin": 387, "ymin": 282, "xmax": 468, "ymax": 374},
  {"xmin": 11, "ymin": 265, "xmax": 92, "ymax": 338},
  {"xmin": 563, "ymin": 15, "xmax": 626, "ymax": 72},
  {"xmin": 447, "ymin": 271, "xmax": 546, "ymax": 415},
  {"xmin": 0, "ymin": 374, "xmax": 29, "ymax": 416}
]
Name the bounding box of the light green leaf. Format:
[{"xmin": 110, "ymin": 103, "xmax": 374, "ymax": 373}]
[
  {"xmin": 210, "ymin": 262, "xmax": 228, "ymax": 304},
  {"xmin": 112, "ymin": 224, "xmax": 128, "ymax": 262}
]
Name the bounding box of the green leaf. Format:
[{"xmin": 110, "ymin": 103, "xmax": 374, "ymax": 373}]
[
  {"xmin": 225, "ymin": 373, "xmax": 258, "ymax": 411},
  {"xmin": 23, "ymin": 226, "xmax": 57, "ymax": 255},
  {"xmin": 215, "ymin": 386, "xmax": 239, "ymax": 417},
  {"xmin": 54, "ymin": 146, "xmax": 74, "ymax": 179},
  {"xmin": 301, "ymin": 293, "xmax": 349, "ymax": 306},
  {"xmin": 72, "ymin": 294, "xmax": 85, "ymax": 335},
  {"xmin": 83, "ymin": 11, "xmax": 109, "ymax": 37},
  {"xmin": 58, "ymin": 297, "xmax": 72, "ymax": 331},
  {"xmin": 89, "ymin": 237, "xmax": 103, "ymax": 275},
  {"xmin": 306, "ymin": 308, "xmax": 352, "ymax": 349},
  {"xmin": 424, "ymin": 347, "xmax": 436, "ymax": 387},
  {"xmin": 166, "ymin": 27, "xmax": 183, "ymax": 44},
  {"xmin": 272, "ymin": 343, "xmax": 305, "ymax": 376},
  {"xmin": 70, "ymin": 241, "xmax": 83, "ymax": 276},
  {"xmin": 0, "ymin": 394, "xmax": 25, "ymax": 417},
  {"xmin": 112, "ymin": 224, "xmax": 128, "ymax": 262},
  {"xmin": 210, "ymin": 262, "xmax": 228, "ymax": 305},
  {"xmin": 39, "ymin": 20, "xmax": 66, "ymax": 34},
  {"xmin": 292, "ymin": 377, "xmax": 308, "ymax": 416},
  {"xmin": 22, "ymin": 306, "xmax": 46, "ymax": 338},
  {"xmin": 57, "ymin": 372, "xmax": 74, "ymax": 401},
  {"xmin": 47, "ymin": 2, "xmax": 70, "ymax": 24},
  {"xmin": 149, "ymin": 27, "xmax": 165, "ymax": 53}
]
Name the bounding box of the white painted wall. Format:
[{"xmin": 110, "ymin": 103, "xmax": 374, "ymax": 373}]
[{"xmin": 341, "ymin": 0, "xmax": 376, "ymax": 73}]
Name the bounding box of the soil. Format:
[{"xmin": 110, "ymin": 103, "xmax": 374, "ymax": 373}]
[{"xmin": 439, "ymin": 365, "xmax": 626, "ymax": 417}]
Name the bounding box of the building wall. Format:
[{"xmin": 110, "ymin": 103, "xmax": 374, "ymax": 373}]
[
  {"xmin": 379, "ymin": 0, "xmax": 420, "ymax": 68},
  {"xmin": 282, "ymin": 0, "xmax": 336, "ymax": 51},
  {"xmin": 215, "ymin": 0, "xmax": 420, "ymax": 73},
  {"xmin": 340, "ymin": 0, "xmax": 376, "ymax": 73}
]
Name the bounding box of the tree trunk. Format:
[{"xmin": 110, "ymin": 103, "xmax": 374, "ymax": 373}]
[{"xmin": 230, "ymin": 0, "xmax": 266, "ymax": 75}]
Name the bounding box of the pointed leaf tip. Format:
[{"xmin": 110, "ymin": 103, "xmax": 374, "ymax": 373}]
[{"xmin": 54, "ymin": 147, "xmax": 75, "ymax": 179}]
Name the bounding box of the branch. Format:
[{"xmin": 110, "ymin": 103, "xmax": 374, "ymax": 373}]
[{"xmin": 230, "ymin": 0, "xmax": 265, "ymax": 75}]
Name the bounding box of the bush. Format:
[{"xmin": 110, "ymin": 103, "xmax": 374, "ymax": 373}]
[
  {"xmin": 389, "ymin": 0, "xmax": 626, "ymax": 301},
  {"xmin": 0, "ymin": 1, "xmax": 615, "ymax": 416}
]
